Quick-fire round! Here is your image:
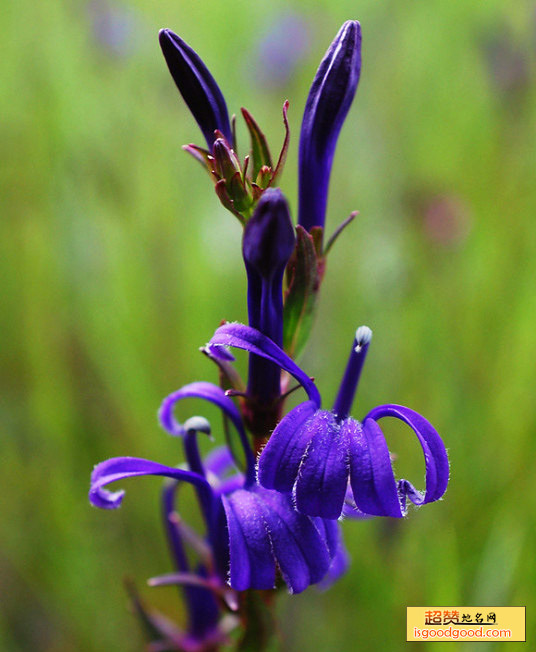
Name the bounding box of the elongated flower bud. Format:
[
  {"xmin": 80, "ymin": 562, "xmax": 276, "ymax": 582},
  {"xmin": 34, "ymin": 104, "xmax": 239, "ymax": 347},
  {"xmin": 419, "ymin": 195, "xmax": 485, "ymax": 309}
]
[
  {"xmin": 243, "ymin": 189, "xmax": 295, "ymax": 409},
  {"xmin": 159, "ymin": 28, "xmax": 233, "ymax": 147},
  {"xmin": 298, "ymin": 21, "xmax": 362, "ymax": 232}
]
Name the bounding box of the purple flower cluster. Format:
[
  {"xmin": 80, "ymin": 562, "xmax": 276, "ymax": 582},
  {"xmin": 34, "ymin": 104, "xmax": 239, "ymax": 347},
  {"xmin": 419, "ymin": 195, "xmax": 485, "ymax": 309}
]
[{"xmin": 90, "ymin": 20, "xmax": 449, "ymax": 651}]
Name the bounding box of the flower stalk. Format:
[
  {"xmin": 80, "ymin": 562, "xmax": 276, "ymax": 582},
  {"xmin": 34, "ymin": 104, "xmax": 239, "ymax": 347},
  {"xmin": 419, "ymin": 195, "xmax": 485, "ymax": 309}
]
[{"xmin": 89, "ymin": 19, "xmax": 449, "ymax": 652}]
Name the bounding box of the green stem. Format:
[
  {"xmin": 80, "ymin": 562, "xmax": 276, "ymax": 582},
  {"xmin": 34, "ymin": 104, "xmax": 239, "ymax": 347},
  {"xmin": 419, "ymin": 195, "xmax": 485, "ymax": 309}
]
[{"xmin": 236, "ymin": 590, "xmax": 277, "ymax": 652}]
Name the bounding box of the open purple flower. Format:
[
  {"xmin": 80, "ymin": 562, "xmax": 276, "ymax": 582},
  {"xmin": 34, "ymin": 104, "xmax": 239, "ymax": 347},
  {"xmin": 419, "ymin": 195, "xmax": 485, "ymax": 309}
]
[
  {"xmin": 298, "ymin": 20, "xmax": 362, "ymax": 232},
  {"xmin": 91, "ymin": 20, "xmax": 452, "ymax": 648},
  {"xmin": 90, "ymin": 380, "xmax": 347, "ymax": 594},
  {"xmin": 207, "ymin": 322, "xmax": 449, "ymax": 520}
]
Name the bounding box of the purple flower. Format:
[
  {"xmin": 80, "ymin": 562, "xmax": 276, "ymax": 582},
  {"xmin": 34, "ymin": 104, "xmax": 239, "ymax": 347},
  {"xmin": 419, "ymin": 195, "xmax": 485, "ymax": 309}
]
[
  {"xmin": 91, "ymin": 20, "xmax": 451, "ymax": 645},
  {"xmin": 298, "ymin": 20, "xmax": 362, "ymax": 232},
  {"xmin": 243, "ymin": 189, "xmax": 295, "ymax": 407},
  {"xmin": 207, "ymin": 322, "xmax": 449, "ymax": 520},
  {"xmin": 159, "ymin": 29, "xmax": 233, "ymax": 148},
  {"xmin": 90, "ymin": 381, "xmax": 347, "ymax": 594}
]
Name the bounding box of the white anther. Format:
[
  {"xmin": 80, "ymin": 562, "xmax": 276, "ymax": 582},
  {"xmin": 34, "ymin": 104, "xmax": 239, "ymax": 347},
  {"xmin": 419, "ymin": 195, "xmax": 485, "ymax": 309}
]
[{"xmin": 354, "ymin": 325, "xmax": 373, "ymax": 352}]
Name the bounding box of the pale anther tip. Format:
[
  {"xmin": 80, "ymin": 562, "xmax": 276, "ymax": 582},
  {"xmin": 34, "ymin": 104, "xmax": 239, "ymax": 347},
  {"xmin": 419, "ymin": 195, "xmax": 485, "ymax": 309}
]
[{"xmin": 354, "ymin": 325, "xmax": 372, "ymax": 351}]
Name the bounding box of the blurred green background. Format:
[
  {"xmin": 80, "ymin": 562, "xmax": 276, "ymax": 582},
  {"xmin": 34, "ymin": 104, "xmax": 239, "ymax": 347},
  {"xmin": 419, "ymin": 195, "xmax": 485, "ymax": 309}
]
[{"xmin": 2, "ymin": 0, "xmax": 535, "ymax": 650}]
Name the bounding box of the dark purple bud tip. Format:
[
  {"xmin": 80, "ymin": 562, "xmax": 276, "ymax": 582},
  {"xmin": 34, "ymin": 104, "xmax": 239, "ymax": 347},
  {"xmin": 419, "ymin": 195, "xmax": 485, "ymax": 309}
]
[
  {"xmin": 159, "ymin": 28, "xmax": 233, "ymax": 148},
  {"xmin": 298, "ymin": 20, "xmax": 362, "ymax": 232},
  {"xmin": 243, "ymin": 188, "xmax": 295, "ymax": 279}
]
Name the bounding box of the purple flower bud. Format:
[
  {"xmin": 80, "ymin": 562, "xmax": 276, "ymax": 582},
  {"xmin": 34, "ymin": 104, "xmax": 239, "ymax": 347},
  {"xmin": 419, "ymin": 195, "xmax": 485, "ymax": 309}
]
[
  {"xmin": 242, "ymin": 189, "xmax": 295, "ymax": 407},
  {"xmin": 298, "ymin": 21, "xmax": 362, "ymax": 232},
  {"xmin": 159, "ymin": 28, "xmax": 233, "ymax": 148},
  {"xmin": 243, "ymin": 188, "xmax": 295, "ymax": 280}
]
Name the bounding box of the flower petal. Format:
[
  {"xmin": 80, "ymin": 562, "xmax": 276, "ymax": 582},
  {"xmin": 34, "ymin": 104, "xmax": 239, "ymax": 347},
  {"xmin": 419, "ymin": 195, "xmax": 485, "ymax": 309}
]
[
  {"xmin": 222, "ymin": 485, "xmax": 332, "ymax": 593},
  {"xmin": 258, "ymin": 400, "xmax": 317, "ymax": 491},
  {"xmin": 258, "ymin": 489, "xmax": 331, "ymax": 593},
  {"xmin": 295, "ymin": 410, "xmax": 349, "ymax": 519},
  {"xmin": 159, "ymin": 381, "xmax": 255, "ymax": 484},
  {"xmin": 207, "ymin": 323, "xmax": 321, "ymax": 407},
  {"xmin": 161, "ymin": 482, "xmax": 222, "ymax": 640},
  {"xmin": 90, "ymin": 456, "xmax": 211, "ymax": 510},
  {"xmin": 203, "ymin": 446, "xmax": 235, "ymax": 479},
  {"xmin": 221, "ymin": 489, "xmax": 275, "ymax": 591},
  {"xmin": 347, "ymin": 418, "xmax": 403, "ymax": 517},
  {"xmin": 159, "ymin": 29, "xmax": 233, "ymax": 147},
  {"xmin": 314, "ymin": 519, "xmax": 350, "ymax": 590},
  {"xmin": 364, "ymin": 404, "xmax": 449, "ymax": 509},
  {"xmin": 342, "ymin": 484, "xmax": 376, "ymax": 520},
  {"xmin": 159, "ymin": 381, "xmax": 238, "ymax": 437}
]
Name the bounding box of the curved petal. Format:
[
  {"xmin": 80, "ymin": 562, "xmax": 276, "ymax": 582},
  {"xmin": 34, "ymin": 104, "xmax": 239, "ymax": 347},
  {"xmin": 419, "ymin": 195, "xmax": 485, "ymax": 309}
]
[
  {"xmin": 159, "ymin": 381, "xmax": 240, "ymax": 437},
  {"xmin": 258, "ymin": 489, "xmax": 331, "ymax": 593},
  {"xmin": 90, "ymin": 456, "xmax": 212, "ymax": 510},
  {"xmin": 258, "ymin": 400, "xmax": 317, "ymax": 491},
  {"xmin": 295, "ymin": 410, "xmax": 349, "ymax": 519},
  {"xmin": 159, "ymin": 381, "xmax": 256, "ymax": 485},
  {"xmin": 314, "ymin": 520, "xmax": 350, "ymax": 590},
  {"xmin": 364, "ymin": 404, "xmax": 449, "ymax": 509},
  {"xmin": 221, "ymin": 489, "xmax": 275, "ymax": 591},
  {"xmin": 222, "ymin": 486, "xmax": 332, "ymax": 594},
  {"xmin": 207, "ymin": 322, "xmax": 321, "ymax": 407},
  {"xmin": 347, "ymin": 418, "xmax": 403, "ymax": 517}
]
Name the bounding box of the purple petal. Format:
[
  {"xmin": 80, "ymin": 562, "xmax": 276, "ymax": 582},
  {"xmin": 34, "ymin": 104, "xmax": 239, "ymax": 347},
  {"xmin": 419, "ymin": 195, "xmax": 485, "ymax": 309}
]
[
  {"xmin": 203, "ymin": 446, "xmax": 235, "ymax": 479},
  {"xmin": 158, "ymin": 381, "xmax": 255, "ymax": 484},
  {"xmin": 342, "ymin": 484, "xmax": 376, "ymax": 520},
  {"xmin": 257, "ymin": 489, "xmax": 331, "ymax": 593},
  {"xmin": 90, "ymin": 456, "xmax": 211, "ymax": 510},
  {"xmin": 159, "ymin": 381, "xmax": 239, "ymax": 437},
  {"xmin": 258, "ymin": 400, "xmax": 317, "ymax": 491},
  {"xmin": 298, "ymin": 21, "xmax": 362, "ymax": 231},
  {"xmin": 215, "ymin": 474, "xmax": 245, "ymax": 497},
  {"xmin": 347, "ymin": 418, "xmax": 403, "ymax": 517},
  {"xmin": 162, "ymin": 481, "xmax": 189, "ymax": 572},
  {"xmin": 364, "ymin": 404, "xmax": 449, "ymax": 509},
  {"xmin": 159, "ymin": 29, "xmax": 232, "ymax": 147},
  {"xmin": 208, "ymin": 322, "xmax": 321, "ymax": 407},
  {"xmin": 315, "ymin": 520, "xmax": 350, "ymax": 590},
  {"xmin": 312, "ymin": 516, "xmax": 338, "ymax": 559},
  {"xmin": 161, "ymin": 483, "xmax": 222, "ymax": 640},
  {"xmin": 295, "ymin": 410, "xmax": 349, "ymax": 518},
  {"xmin": 221, "ymin": 489, "xmax": 275, "ymax": 591},
  {"xmin": 222, "ymin": 486, "xmax": 331, "ymax": 593}
]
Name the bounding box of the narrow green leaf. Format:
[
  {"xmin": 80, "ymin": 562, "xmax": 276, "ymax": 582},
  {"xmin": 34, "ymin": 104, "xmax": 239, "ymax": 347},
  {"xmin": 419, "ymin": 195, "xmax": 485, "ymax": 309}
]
[
  {"xmin": 241, "ymin": 107, "xmax": 273, "ymax": 179},
  {"xmin": 283, "ymin": 226, "xmax": 322, "ymax": 358}
]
